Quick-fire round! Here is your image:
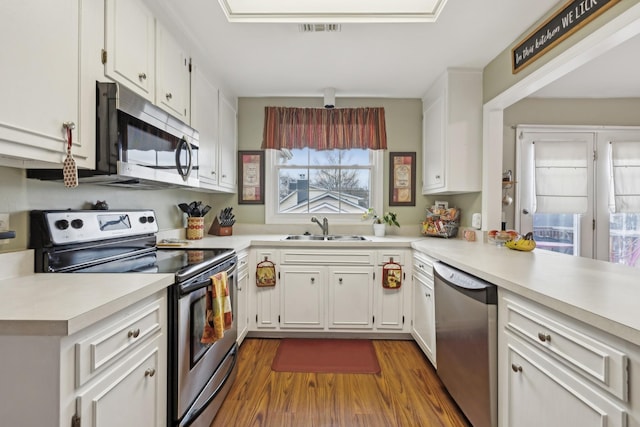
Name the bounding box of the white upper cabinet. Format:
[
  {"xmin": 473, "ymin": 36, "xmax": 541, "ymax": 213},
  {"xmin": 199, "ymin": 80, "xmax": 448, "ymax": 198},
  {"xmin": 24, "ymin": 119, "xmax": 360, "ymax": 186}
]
[
  {"xmin": 218, "ymin": 92, "xmax": 238, "ymax": 191},
  {"xmin": 104, "ymin": 0, "xmax": 155, "ymax": 100},
  {"xmin": 155, "ymin": 24, "xmax": 191, "ymax": 123},
  {"xmin": 192, "ymin": 66, "xmax": 237, "ymax": 193},
  {"xmin": 0, "ymin": 0, "xmax": 95, "ymax": 168},
  {"xmin": 421, "ymin": 69, "xmax": 482, "ymax": 195}
]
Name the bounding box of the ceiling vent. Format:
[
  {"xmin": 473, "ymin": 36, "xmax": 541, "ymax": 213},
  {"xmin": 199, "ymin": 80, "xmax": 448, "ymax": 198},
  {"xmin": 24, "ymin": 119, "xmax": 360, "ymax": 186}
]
[{"xmin": 299, "ymin": 24, "xmax": 341, "ymax": 33}]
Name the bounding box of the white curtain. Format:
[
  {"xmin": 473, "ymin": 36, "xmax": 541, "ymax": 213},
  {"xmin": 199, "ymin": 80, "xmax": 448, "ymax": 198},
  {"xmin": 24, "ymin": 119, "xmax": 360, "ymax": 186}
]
[
  {"xmin": 533, "ymin": 140, "xmax": 589, "ymax": 214},
  {"xmin": 610, "ymin": 141, "xmax": 640, "ymax": 213}
]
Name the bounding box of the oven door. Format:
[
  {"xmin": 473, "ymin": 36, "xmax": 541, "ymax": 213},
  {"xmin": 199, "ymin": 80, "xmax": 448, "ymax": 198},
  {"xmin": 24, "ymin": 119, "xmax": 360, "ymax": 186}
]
[{"xmin": 174, "ymin": 259, "xmax": 237, "ymax": 423}]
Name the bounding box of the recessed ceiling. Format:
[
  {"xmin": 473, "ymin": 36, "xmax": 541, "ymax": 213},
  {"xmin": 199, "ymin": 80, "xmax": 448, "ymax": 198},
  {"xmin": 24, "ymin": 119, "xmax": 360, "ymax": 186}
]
[
  {"xmin": 217, "ymin": 0, "xmax": 449, "ymax": 23},
  {"xmin": 147, "ymin": 0, "xmax": 566, "ymax": 98}
]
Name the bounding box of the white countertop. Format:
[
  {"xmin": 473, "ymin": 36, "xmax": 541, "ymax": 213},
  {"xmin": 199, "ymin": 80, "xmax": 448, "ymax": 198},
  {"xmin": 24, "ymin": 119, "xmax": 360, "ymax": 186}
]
[
  {"xmin": 3, "ymin": 233, "xmax": 639, "ymax": 346},
  {"xmin": 412, "ymin": 238, "xmax": 640, "ymax": 347},
  {"xmin": 0, "ymin": 272, "xmax": 174, "ymax": 336}
]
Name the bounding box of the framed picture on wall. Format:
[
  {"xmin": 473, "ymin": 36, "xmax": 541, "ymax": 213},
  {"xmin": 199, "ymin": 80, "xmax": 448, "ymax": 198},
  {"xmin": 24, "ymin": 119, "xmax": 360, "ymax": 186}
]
[
  {"xmin": 389, "ymin": 152, "xmax": 416, "ymax": 206},
  {"xmin": 238, "ymin": 151, "xmax": 265, "ymax": 204}
]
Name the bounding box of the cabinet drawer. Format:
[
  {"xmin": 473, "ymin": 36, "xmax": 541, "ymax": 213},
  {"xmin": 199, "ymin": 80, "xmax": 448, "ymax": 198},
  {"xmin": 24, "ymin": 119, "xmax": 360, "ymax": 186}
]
[
  {"xmin": 76, "ymin": 299, "xmax": 162, "ymax": 387},
  {"xmin": 237, "ymin": 250, "xmax": 249, "ymax": 275},
  {"xmin": 281, "ymin": 250, "xmax": 374, "ymax": 265},
  {"xmin": 505, "ymin": 332, "xmax": 627, "ymax": 427},
  {"xmin": 413, "ymin": 251, "xmax": 435, "ymax": 279},
  {"xmin": 503, "ymin": 296, "xmax": 628, "ymax": 401},
  {"xmin": 377, "ymin": 250, "xmax": 405, "ymax": 266}
]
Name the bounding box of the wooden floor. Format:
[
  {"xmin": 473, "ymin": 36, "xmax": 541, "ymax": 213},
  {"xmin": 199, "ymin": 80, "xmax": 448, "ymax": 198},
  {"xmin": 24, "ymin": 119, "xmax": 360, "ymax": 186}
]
[{"xmin": 211, "ymin": 338, "xmax": 470, "ymax": 427}]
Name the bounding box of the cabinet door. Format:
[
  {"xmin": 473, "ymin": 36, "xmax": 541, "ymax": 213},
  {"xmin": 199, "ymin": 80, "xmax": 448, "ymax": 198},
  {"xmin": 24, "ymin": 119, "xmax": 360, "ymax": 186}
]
[
  {"xmin": 236, "ymin": 255, "xmax": 249, "ymax": 344},
  {"xmin": 328, "ymin": 267, "xmax": 374, "ymax": 329},
  {"xmin": 0, "ymin": 0, "xmax": 82, "ymax": 165},
  {"xmin": 503, "ymin": 334, "xmax": 626, "ymax": 427},
  {"xmin": 191, "ymin": 65, "xmax": 220, "ymax": 187},
  {"xmin": 155, "ymin": 24, "xmax": 190, "ymax": 122},
  {"xmin": 254, "ymin": 250, "xmax": 279, "ymax": 329},
  {"xmin": 77, "ymin": 336, "xmax": 164, "ymax": 427},
  {"xmin": 218, "ymin": 92, "xmax": 237, "ymax": 191},
  {"xmin": 375, "ymin": 284, "xmax": 404, "ymax": 330},
  {"xmin": 412, "ymin": 273, "xmax": 436, "ymax": 365},
  {"xmin": 280, "ymin": 266, "xmax": 325, "ymax": 329},
  {"xmin": 422, "ymin": 95, "xmax": 445, "ymax": 192},
  {"xmin": 105, "ymin": 0, "xmax": 155, "ymax": 100}
]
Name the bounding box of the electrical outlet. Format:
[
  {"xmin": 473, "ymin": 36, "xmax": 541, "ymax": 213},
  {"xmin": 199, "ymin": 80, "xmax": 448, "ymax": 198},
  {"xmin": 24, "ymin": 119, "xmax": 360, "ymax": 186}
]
[{"xmin": 0, "ymin": 213, "xmax": 10, "ymax": 245}]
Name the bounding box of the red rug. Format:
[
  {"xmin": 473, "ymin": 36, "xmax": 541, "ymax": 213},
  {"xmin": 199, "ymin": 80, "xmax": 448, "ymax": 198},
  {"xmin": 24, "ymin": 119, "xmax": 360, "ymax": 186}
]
[{"xmin": 271, "ymin": 338, "xmax": 381, "ymax": 374}]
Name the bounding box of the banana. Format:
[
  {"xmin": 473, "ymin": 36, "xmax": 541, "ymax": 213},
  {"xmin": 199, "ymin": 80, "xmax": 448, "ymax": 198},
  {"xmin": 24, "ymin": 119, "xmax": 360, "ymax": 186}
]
[{"xmin": 505, "ymin": 232, "xmax": 536, "ymax": 251}]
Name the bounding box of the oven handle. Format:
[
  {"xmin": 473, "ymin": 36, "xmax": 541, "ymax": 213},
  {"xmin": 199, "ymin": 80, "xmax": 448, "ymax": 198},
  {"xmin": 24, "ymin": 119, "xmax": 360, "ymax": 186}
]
[
  {"xmin": 180, "ymin": 344, "xmax": 238, "ymax": 427},
  {"xmin": 179, "ymin": 260, "xmax": 237, "ymax": 295}
]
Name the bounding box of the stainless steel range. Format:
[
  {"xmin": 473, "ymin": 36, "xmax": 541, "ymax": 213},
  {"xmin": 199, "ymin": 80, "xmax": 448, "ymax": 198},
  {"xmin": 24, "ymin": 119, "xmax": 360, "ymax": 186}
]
[{"xmin": 29, "ymin": 209, "xmax": 239, "ymax": 427}]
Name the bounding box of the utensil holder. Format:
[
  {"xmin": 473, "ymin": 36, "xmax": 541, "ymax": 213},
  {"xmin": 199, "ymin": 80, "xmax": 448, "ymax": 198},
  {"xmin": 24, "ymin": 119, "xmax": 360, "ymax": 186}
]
[{"xmin": 186, "ymin": 217, "xmax": 205, "ymax": 240}]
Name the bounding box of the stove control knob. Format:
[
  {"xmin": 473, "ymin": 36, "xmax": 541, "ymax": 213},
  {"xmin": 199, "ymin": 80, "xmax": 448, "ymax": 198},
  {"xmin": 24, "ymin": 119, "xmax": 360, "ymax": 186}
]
[
  {"xmin": 55, "ymin": 219, "xmax": 69, "ymax": 230},
  {"xmin": 147, "ymin": 216, "xmax": 155, "ymax": 223},
  {"xmin": 139, "ymin": 216, "xmax": 148, "ymax": 224},
  {"xmin": 71, "ymin": 219, "xmax": 84, "ymax": 229}
]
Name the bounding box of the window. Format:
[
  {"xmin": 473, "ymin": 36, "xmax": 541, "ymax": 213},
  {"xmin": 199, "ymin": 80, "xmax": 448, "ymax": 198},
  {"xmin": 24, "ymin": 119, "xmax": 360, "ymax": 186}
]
[
  {"xmin": 265, "ymin": 148, "xmax": 383, "ymax": 224},
  {"xmin": 517, "ymin": 126, "xmax": 640, "ymax": 268}
]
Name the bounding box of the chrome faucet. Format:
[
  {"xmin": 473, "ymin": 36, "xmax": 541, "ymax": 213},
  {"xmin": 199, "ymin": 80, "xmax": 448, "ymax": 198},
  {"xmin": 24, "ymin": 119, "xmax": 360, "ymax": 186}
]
[{"xmin": 311, "ymin": 216, "xmax": 329, "ymax": 236}]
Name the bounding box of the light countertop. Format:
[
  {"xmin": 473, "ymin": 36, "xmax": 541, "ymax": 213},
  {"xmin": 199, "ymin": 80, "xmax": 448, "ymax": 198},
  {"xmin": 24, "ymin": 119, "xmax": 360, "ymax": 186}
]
[
  {"xmin": 2, "ymin": 233, "xmax": 639, "ymax": 346},
  {"xmin": 412, "ymin": 238, "xmax": 640, "ymax": 347}
]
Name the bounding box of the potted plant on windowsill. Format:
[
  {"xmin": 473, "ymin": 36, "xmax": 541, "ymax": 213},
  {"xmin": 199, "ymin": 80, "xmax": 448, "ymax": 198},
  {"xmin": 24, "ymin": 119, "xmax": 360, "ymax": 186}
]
[{"xmin": 362, "ymin": 208, "xmax": 400, "ymax": 237}]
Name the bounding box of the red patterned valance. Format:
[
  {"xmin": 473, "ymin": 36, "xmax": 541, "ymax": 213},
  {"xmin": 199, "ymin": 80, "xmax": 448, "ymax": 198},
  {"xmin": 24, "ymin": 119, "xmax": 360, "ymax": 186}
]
[{"xmin": 262, "ymin": 106, "xmax": 387, "ymax": 151}]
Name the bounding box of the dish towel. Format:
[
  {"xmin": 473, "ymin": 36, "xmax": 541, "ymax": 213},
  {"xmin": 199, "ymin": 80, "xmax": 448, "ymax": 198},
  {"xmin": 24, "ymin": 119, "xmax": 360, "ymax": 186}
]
[{"xmin": 201, "ymin": 271, "xmax": 232, "ymax": 344}]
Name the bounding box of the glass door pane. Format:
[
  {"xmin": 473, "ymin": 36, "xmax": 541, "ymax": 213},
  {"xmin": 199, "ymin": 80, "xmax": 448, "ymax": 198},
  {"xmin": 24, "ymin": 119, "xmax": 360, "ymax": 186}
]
[
  {"xmin": 532, "ymin": 213, "xmax": 580, "ymax": 255},
  {"xmin": 609, "ymin": 213, "xmax": 640, "ymax": 268}
]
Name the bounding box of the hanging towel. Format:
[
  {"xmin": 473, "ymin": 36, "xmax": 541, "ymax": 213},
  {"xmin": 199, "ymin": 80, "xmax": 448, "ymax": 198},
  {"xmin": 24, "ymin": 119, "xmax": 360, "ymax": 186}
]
[
  {"xmin": 382, "ymin": 261, "xmax": 402, "ymax": 289},
  {"xmin": 256, "ymin": 259, "xmax": 276, "ymax": 287},
  {"xmin": 201, "ymin": 271, "xmax": 232, "ymax": 344}
]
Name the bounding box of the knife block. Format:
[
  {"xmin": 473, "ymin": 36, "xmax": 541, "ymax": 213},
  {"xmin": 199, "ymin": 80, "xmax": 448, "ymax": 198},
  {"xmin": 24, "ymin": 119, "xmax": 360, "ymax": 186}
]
[{"xmin": 209, "ymin": 217, "xmax": 233, "ymax": 236}]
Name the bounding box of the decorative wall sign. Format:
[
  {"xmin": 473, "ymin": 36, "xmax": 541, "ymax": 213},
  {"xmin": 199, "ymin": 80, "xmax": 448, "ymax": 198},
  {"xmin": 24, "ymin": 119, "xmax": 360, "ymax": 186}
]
[
  {"xmin": 512, "ymin": 0, "xmax": 620, "ymax": 73},
  {"xmin": 389, "ymin": 152, "xmax": 416, "ymax": 206},
  {"xmin": 238, "ymin": 151, "xmax": 265, "ymax": 204}
]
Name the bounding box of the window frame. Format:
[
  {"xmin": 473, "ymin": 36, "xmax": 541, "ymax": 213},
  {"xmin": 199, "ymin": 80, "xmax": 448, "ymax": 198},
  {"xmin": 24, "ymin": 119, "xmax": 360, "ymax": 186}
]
[{"xmin": 264, "ymin": 149, "xmax": 383, "ymax": 225}]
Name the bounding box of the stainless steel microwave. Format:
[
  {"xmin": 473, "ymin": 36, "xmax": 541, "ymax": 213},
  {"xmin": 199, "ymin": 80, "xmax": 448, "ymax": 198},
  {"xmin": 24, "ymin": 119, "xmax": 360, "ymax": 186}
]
[{"xmin": 28, "ymin": 82, "xmax": 199, "ymax": 189}]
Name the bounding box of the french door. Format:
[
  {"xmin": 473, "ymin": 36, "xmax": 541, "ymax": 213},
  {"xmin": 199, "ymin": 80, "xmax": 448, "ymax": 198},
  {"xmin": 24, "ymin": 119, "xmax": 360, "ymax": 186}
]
[{"xmin": 517, "ymin": 126, "xmax": 640, "ymax": 268}]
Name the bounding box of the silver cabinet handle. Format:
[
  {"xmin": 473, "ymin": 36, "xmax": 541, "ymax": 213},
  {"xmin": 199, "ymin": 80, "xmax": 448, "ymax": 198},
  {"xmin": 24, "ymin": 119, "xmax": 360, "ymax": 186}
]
[
  {"xmin": 166, "ymin": 92, "xmax": 173, "ymax": 100},
  {"xmin": 144, "ymin": 368, "xmax": 156, "ymax": 377},
  {"xmin": 538, "ymin": 332, "xmax": 551, "ymax": 342},
  {"xmin": 128, "ymin": 328, "xmax": 140, "ymax": 338},
  {"xmin": 425, "ymin": 292, "xmax": 431, "ymax": 298},
  {"xmin": 338, "ymin": 277, "xmax": 343, "ymax": 284},
  {"xmin": 311, "ymin": 277, "xmax": 315, "ymax": 284},
  {"xmin": 138, "ymin": 72, "xmax": 147, "ymax": 80},
  {"xmin": 511, "ymin": 363, "xmax": 523, "ymax": 373}
]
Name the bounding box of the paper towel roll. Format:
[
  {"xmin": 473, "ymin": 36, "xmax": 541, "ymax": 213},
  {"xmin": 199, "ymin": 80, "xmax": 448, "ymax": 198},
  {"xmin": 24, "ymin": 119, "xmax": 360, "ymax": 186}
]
[{"xmin": 472, "ymin": 213, "xmax": 482, "ymax": 229}]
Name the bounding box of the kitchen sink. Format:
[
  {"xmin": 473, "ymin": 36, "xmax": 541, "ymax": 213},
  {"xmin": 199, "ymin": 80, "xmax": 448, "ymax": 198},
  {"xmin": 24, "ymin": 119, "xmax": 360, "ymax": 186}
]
[
  {"xmin": 284, "ymin": 235, "xmax": 326, "ymax": 241},
  {"xmin": 284, "ymin": 234, "xmax": 368, "ymax": 241},
  {"xmin": 326, "ymin": 235, "xmax": 368, "ymax": 241}
]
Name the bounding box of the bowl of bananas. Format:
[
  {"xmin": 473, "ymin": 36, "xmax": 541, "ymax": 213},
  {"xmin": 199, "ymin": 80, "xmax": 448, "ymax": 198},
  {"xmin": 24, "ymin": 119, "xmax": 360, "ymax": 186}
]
[{"xmin": 505, "ymin": 232, "xmax": 536, "ymax": 252}]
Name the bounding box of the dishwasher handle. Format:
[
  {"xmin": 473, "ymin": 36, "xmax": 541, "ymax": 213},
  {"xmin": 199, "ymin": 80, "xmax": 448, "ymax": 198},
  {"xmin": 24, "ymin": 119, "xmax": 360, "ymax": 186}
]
[{"xmin": 433, "ymin": 262, "xmax": 497, "ymax": 305}]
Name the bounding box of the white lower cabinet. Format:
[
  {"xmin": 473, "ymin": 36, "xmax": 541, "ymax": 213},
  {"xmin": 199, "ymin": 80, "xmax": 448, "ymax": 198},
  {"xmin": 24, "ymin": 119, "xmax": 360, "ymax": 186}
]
[
  {"xmin": 250, "ymin": 248, "xmax": 409, "ymax": 334},
  {"xmin": 504, "ymin": 333, "xmax": 626, "ymax": 427},
  {"xmin": 411, "ymin": 250, "xmax": 436, "ymax": 365},
  {"xmin": 76, "ymin": 335, "xmax": 162, "ymax": 427},
  {"xmin": 0, "ymin": 290, "xmax": 166, "ymax": 427},
  {"xmin": 236, "ymin": 250, "xmax": 249, "ymax": 343},
  {"xmin": 328, "ymin": 266, "xmax": 374, "ymax": 329},
  {"xmin": 412, "ymin": 271, "xmax": 435, "ymax": 366},
  {"xmin": 280, "ymin": 266, "xmax": 325, "ymax": 329},
  {"xmin": 498, "ymin": 290, "xmax": 640, "ymax": 427}
]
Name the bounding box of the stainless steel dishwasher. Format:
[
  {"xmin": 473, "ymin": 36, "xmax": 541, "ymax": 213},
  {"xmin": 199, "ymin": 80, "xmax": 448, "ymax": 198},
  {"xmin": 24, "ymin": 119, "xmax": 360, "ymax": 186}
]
[{"xmin": 434, "ymin": 262, "xmax": 497, "ymax": 427}]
